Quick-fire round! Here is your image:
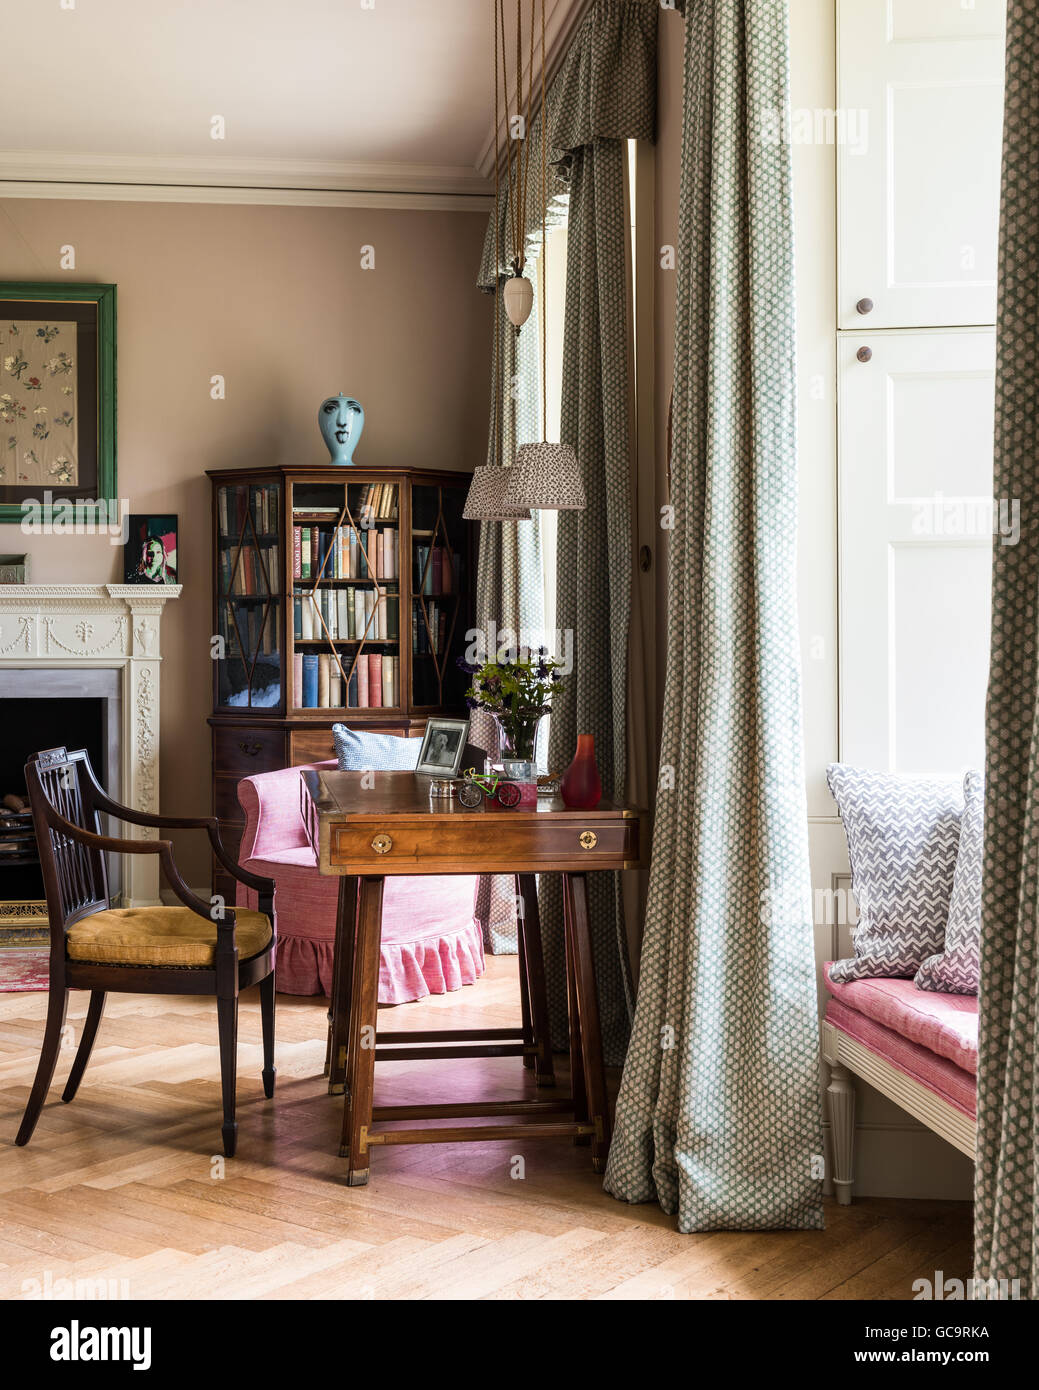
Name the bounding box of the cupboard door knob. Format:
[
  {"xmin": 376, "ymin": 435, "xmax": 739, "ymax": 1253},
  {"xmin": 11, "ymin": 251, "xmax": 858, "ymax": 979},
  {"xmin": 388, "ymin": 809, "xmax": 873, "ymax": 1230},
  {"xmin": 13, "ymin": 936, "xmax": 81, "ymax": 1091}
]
[
  {"xmin": 856, "ymin": 298, "xmax": 874, "ymax": 315},
  {"xmin": 856, "ymin": 347, "xmax": 873, "ymax": 363},
  {"xmin": 579, "ymin": 830, "xmax": 598, "ymax": 850},
  {"xmin": 371, "ymin": 832, "xmax": 393, "ymax": 854}
]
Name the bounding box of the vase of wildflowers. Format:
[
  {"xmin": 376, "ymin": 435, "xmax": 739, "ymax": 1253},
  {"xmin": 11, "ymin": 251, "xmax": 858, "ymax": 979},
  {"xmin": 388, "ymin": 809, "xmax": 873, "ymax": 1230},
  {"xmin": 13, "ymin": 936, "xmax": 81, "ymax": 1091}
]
[{"xmin": 458, "ymin": 646, "xmax": 566, "ymax": 770}]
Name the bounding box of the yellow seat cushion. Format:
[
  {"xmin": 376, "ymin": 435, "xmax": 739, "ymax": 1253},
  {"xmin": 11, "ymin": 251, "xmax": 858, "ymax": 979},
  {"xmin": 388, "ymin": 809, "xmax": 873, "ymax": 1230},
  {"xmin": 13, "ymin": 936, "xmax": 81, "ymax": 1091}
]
[{"xmin": 66, "ymin": 906, "xmax": 273, "ymax": 968}]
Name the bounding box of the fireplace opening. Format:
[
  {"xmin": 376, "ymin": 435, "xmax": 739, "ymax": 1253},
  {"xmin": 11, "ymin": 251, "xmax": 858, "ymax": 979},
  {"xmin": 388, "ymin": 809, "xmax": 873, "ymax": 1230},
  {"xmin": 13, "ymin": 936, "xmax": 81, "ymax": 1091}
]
[{"xmin": 0, "ymin": 698, "xmax": 107, "ymax": 917}]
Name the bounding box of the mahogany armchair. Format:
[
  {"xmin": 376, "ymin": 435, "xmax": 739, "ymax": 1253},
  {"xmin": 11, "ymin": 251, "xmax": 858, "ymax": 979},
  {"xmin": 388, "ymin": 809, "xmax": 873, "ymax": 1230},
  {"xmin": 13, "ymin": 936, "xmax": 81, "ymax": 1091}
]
[{"xmin": 14, "ymin": 747, "xmax": 276, "ymax": 1158}]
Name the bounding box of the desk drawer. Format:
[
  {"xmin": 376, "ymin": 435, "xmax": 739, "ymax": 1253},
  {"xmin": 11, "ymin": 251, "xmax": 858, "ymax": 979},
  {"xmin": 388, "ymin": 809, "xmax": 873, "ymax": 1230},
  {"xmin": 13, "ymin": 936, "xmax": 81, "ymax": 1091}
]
[{"xmin": 329, "ymin": 815, "xmax": 639, "ymax": 874}]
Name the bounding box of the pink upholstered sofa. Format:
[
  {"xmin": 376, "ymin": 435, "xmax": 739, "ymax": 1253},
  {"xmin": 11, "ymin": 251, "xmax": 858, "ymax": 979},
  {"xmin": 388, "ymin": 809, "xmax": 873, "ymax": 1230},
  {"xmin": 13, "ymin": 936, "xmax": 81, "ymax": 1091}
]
[
  {"xmin": 236, "ymin": 762, "xmax": 485, "ymax": 1003},
  {"xmin": 821, "ymin": 964, "xmax": 977, "ymax": 1203}
]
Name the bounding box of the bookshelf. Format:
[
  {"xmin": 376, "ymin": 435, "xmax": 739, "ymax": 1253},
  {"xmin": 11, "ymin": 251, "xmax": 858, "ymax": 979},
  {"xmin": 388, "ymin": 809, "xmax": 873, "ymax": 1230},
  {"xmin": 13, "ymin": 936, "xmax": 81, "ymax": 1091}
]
[{"xmin": 206, "ymin": 464, "xmax": 475, "ymax": 900}]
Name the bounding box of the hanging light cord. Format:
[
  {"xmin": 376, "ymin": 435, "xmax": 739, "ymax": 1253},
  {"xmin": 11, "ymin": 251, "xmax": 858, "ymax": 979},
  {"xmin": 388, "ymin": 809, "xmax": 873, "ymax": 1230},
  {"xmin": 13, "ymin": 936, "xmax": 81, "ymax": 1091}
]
[
  {"xmin": 539, "ymin": 0, "xmax": 547, "ymax": 441},
  {"xmin": 493, "ymin": 0, "xmax": 503, "ymax": 468}
]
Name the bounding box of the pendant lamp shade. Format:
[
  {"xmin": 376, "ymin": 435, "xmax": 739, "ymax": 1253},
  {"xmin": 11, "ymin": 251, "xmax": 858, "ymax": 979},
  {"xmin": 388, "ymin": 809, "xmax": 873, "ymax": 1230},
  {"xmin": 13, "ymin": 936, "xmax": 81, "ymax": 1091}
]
[
  {"xmin": 503, "ymin": 441, "xmax": 586, "ymax": 511},
  {"xmin": 463, "ymin": 465, "xmax": 532, "ymax": 522}
]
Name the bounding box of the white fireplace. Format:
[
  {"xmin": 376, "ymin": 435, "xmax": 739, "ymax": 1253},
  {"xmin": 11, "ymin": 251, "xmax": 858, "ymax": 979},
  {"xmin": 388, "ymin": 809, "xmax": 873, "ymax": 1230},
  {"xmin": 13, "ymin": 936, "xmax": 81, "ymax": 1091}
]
[{"xmin": 0, "ymin": 583, "xmax": 181, "ymax": 910}]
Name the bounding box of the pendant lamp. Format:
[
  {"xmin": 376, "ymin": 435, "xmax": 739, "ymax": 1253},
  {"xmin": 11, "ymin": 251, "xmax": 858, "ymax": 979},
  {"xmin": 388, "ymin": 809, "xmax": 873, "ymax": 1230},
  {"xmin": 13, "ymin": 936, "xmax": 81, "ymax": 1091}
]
[{"xmin": 503, "ymin": 0, "xmax": 586, "ymax": 512}]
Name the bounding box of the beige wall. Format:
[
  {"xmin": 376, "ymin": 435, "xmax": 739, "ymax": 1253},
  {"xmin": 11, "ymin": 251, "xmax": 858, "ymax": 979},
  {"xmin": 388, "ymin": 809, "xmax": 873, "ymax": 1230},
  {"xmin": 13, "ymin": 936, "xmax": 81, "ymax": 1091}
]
[{"xmin": 0, "ymin": 198, "xmax": 491, "ymax": 885}]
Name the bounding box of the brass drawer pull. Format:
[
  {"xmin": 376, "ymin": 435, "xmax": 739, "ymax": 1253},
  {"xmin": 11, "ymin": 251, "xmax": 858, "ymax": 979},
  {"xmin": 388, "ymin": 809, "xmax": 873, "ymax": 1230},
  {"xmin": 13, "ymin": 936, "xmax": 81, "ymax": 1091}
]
[
  {"xmin": 579, "ymin": 831, "xmax": 598, "ymax": 850},
  {"xmin": 238, "ymin": 741, "xmax": 263, "ymax": 757},
  {"xmin": 371, "ymin": 832, "xmax": 393, "ymax": 854}
]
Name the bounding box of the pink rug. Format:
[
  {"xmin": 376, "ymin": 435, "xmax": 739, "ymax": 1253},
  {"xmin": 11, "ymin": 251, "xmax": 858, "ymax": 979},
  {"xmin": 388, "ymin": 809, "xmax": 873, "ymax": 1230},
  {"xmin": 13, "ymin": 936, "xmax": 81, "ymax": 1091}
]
[{"xmin": 0, "ymin": 948, "xmax": 49, "ymax": 992}]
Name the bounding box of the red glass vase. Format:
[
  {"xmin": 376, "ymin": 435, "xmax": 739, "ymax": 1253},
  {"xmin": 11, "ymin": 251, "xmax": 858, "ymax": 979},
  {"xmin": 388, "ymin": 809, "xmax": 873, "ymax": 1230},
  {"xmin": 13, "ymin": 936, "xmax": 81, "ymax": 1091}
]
[{"xmin": 560, "ymin": 734, "xmax": 602, "ymax": 810}]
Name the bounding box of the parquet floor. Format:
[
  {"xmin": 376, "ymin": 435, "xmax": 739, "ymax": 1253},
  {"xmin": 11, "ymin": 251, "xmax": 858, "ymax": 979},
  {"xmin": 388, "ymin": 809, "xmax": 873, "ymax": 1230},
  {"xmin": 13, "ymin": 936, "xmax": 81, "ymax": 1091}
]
[{"xmin": 0, "ymin": 958, "xmax": 971, "ymax": 1300}]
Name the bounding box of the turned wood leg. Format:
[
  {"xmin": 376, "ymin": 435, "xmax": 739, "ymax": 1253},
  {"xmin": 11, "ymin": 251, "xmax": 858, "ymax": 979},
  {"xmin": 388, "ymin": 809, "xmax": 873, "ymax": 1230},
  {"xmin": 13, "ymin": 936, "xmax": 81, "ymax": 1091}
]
[
  {"xmin": 562, "ymin": 875, "xmax": 589, "ymax": 1146},
  {"xmin": 61, "ymin": 989, "xmax": 105, "ymax": 1104},
  {"xmin": 15, "ymin": 986, "xmax": 68, "ymax": 1146},
  {"xmin": 328, "ymin": 875, "xmax": 359, "ymax": 1095},
  {"xmin": 564, "ymin": 872, "xmax": 610, "ymax": 1173},
  {"xmin": 339, "ymin": 876, "xmax": 384, "ymax": 1184},
  {"xmin": 516, "ymin": 873, "xmax": 555, "ymax": 1088},
  {"xmin": 216, "ymin": 992, "xmax": 239, "ymax": 1158},
  {"xmin": 826, "ymin": 1060, "xmax": 856, "ymax": 1205},
  {"xmin": 259, "ymin": 971, "xmax": 276, "ymax": 1099},
  {"xmin": 515, "ymin": 900, "xmax": 534, "ymax": 1072}
]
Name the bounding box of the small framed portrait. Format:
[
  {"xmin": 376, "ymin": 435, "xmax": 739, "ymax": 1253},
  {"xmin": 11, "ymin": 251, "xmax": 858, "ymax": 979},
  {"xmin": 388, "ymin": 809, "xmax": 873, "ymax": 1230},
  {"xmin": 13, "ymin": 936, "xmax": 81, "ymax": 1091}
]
[
  {"xmin": 415, "ymin": 717, "xmax": 470, "ymax": 778},
  {"xmin": 125, "ymin": 514, "xmax": 178, "ymax": 585}
]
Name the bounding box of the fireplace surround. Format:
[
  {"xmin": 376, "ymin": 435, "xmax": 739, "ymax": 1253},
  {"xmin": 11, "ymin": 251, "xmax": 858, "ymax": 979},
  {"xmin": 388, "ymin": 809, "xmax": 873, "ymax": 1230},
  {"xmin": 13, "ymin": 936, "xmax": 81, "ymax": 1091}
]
[{"xmin": 0, "ymin": 583, "xmax": 181, "ymax": 923}]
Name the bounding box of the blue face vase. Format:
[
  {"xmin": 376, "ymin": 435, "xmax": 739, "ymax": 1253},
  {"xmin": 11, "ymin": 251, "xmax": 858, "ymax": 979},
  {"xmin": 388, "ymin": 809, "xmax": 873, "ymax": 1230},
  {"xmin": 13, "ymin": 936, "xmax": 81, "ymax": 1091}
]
[{"xmin": 318, "ymin": 394, "xmax": 364, "ymax": 466}]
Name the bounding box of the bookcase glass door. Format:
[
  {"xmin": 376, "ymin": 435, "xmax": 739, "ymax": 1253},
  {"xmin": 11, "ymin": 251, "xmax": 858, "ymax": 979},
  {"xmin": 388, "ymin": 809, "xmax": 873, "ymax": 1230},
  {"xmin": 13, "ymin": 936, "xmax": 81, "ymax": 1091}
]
[
  {"xmin": 291, "ymin": 478, "xmax": 402, "ymax": 713},
  {"xmin": 411, "ymin": 483, "xmax": 468, "ymax": 709},
  {"xmin": 216, "ymin": 482, "xmax": 283, "ymax": 709}
]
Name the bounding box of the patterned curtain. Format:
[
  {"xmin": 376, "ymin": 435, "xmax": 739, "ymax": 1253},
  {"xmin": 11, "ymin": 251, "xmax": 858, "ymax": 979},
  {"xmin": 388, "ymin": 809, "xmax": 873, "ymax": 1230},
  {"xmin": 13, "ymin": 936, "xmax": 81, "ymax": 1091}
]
[
  {"xmin": 536, "ymin": 0, "xmax": 658, "ymax": 1068},
  {"xmin": 474, "ymin": 0, "xmax": 657, "ymax": 988},
  {"xmin": 472, "ymin": 263, "xmax": 544, "ymax": 955},
  {"xmin": 976, "ymin": 0, "xmax": 1039, "ymax": 1301},
  {"xmin": 603, "ymin": 0, "xmax": 824, "ymax": 1230}
]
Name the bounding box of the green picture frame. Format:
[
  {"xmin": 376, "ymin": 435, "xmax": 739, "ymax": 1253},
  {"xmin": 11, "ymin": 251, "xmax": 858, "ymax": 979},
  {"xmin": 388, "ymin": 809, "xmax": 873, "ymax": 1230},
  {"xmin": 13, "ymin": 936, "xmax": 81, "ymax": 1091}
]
[{"xmin": 0, "ymin": 282, "xmax": 116, "ymax": 524}]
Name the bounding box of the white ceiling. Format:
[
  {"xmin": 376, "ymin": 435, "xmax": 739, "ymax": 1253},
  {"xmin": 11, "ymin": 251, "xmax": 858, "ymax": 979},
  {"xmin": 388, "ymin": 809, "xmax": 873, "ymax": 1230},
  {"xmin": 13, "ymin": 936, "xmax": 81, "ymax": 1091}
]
[{"xmin": 0, "ymin": 0, "xmax": 588, "ymax": 206}]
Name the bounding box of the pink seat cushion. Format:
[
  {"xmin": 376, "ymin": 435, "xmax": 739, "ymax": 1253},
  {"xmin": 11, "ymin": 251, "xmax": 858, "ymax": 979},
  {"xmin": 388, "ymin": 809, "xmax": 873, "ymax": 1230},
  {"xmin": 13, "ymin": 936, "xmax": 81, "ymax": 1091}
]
[
  {"xmin": 823, "ymin": 963, "xmax": 977, "ymax": 1075},
  {"xmin": 825, "ymin": 998, "xmax": 976, "ymax": 1118}
]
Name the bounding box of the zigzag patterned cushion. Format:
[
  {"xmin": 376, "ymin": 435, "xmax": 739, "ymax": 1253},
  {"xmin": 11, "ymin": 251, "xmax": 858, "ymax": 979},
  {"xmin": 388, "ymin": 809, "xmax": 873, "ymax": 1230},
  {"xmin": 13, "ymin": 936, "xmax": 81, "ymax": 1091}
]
[
  {"xmin": 914, "ymin": 770, "xmax": 982, "ymax": 995},
  {"xmin": 827, "ymin": 764, "xmax": 962, "ymax": 982}
]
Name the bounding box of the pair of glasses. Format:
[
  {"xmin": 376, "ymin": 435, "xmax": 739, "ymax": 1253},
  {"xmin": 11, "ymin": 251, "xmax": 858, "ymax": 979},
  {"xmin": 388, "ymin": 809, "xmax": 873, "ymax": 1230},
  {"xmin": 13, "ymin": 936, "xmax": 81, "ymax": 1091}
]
[{"xmin": 457, "ymin": 768, "xmax": 522, "ymax": 808}]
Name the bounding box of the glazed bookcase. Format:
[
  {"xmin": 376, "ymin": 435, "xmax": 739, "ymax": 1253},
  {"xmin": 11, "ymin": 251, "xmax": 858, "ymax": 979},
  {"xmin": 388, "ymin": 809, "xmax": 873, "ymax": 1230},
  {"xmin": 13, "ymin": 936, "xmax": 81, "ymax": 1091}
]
[{"xmin": 206, "ymin": 464, "xmax": 474, "ymax": 901}]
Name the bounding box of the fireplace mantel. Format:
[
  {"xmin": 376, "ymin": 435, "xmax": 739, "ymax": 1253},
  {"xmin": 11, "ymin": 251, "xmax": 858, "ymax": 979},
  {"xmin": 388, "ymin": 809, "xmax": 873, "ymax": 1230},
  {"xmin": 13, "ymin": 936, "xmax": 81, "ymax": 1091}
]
[{"xmin": 0, "ymin": 583, "xmax": 182, "ymax": 907}]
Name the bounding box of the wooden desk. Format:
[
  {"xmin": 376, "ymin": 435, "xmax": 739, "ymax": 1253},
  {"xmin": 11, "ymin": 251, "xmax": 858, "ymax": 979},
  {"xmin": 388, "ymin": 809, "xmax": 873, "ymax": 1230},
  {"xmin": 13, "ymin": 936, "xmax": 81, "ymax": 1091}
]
[{"xmin": 301, "ymin": 769, "xmax": 642, "ymax": 1186}]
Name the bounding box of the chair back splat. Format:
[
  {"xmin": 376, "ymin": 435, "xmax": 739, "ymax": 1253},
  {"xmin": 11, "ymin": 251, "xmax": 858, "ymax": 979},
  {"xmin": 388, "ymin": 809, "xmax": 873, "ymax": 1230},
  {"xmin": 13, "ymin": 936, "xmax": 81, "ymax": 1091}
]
[{"xmin": 27, "ymin": 746, "xmax": 110, "ymax": 932}]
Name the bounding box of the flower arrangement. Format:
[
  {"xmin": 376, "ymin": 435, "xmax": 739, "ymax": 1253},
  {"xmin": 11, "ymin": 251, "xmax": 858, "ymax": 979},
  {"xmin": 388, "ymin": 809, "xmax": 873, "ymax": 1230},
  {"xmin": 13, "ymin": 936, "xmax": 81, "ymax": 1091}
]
[{"xmin": 457, "ymin": 646, "xmax": 566, "ymax": 762}]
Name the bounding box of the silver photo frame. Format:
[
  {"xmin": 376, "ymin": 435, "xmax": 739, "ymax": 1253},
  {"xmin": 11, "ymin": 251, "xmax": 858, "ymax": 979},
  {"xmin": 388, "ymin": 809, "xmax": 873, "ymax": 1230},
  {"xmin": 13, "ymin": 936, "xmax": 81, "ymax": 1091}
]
[{"xmin": 415, "ymin": 717, "xmax": 470, "ymax": 778}]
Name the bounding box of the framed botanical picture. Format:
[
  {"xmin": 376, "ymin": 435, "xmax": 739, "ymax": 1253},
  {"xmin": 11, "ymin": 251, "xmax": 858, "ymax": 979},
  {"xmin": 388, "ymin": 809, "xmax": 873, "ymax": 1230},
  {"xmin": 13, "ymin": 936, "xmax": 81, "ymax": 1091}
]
[
  {"xmin": 124, "ymin": 515, "xmax": 178, "ymax": 585},
  {"xmin": 415, "ymin": 717, "xmax": 470, "ymax": 778},
  {"xmin": 0, "ymin": 283, "xmax": 116, "ymax": 524}
]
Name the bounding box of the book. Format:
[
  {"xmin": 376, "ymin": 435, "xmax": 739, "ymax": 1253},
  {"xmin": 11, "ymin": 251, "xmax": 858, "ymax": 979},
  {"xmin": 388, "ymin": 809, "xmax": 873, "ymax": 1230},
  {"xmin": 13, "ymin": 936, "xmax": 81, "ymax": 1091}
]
[
  {"xmin": 347, "ymin": 667, "xmax": 358, "ymax": 708},
  {"xmin": 357, "ymin": 654, "xmax": 369, "ymax": 707},
  {"xmin": 387, "ymin": 595, "xmax": 399, "ymax": 641},
  {"xmin": 329, "ymin": 666, "xmax": 342, "ymax": 708},
  {"xmin": 292, "ymin": 654, "xmax": 303, "ymax": 708},
  {"xmin": 302, "ymin": 654, "xmax": 319, "ymax": 708},
  {"xmin": 431, "ymin": 546, "xmax": 443, "ymax": 595},
  {"xmin": 348, "ymin": 527, "xmax": 358, "ymax": 579},
  {"xmin": 292, "ymin": 527, "xmax": 302, "ymax": 580},
  {"xmin": 368, "ymin": 652, "xmax": 383, "ymax": 707},
  {"xmin": 376, "ymin": 530, "xmax": 384, "ymax": 580},
  {"xmin": 382, "ymin": 653, "xmax": 395, "ymax": 708},
  {"xmin": 376, "ymin": 588, "xmax": 387, "ymax": 640},
  {"xmin": 300, "ymin": 528, "xmax": 311, "ymax": 581},
  {"xmin": 318, "ymin": 654, "xmax": 330, "ymax": 708},
  {"xmin": 300, "ymin": 595, "xmax": 314, "ymax": 641},
  {"xmin": 337, "ymin": 590, "xmax": 349, "ymax": 640}
]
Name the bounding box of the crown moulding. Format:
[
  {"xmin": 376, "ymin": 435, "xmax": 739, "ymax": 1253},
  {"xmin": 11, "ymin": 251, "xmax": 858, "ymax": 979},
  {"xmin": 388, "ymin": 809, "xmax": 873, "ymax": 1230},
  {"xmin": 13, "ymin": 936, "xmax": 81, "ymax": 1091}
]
[{"xmin": 0, "ymin": 151, "xmax": 494, "ymax": 210}]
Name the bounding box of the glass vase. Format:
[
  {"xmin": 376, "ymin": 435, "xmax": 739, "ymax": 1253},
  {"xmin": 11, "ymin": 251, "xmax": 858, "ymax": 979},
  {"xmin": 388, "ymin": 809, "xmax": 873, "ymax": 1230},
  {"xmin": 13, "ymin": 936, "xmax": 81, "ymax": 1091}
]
[{"xmin": 493, "ymin": 713, "xmax": 543, "ymax": 778}]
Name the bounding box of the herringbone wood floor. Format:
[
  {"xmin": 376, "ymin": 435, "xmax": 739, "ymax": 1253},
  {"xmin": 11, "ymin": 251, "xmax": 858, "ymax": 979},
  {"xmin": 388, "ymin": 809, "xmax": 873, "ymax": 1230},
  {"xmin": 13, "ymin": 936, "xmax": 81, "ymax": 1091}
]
[{"xmin": 0, "ymin": 958, "xmax": 971, "ymax": 1300}]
